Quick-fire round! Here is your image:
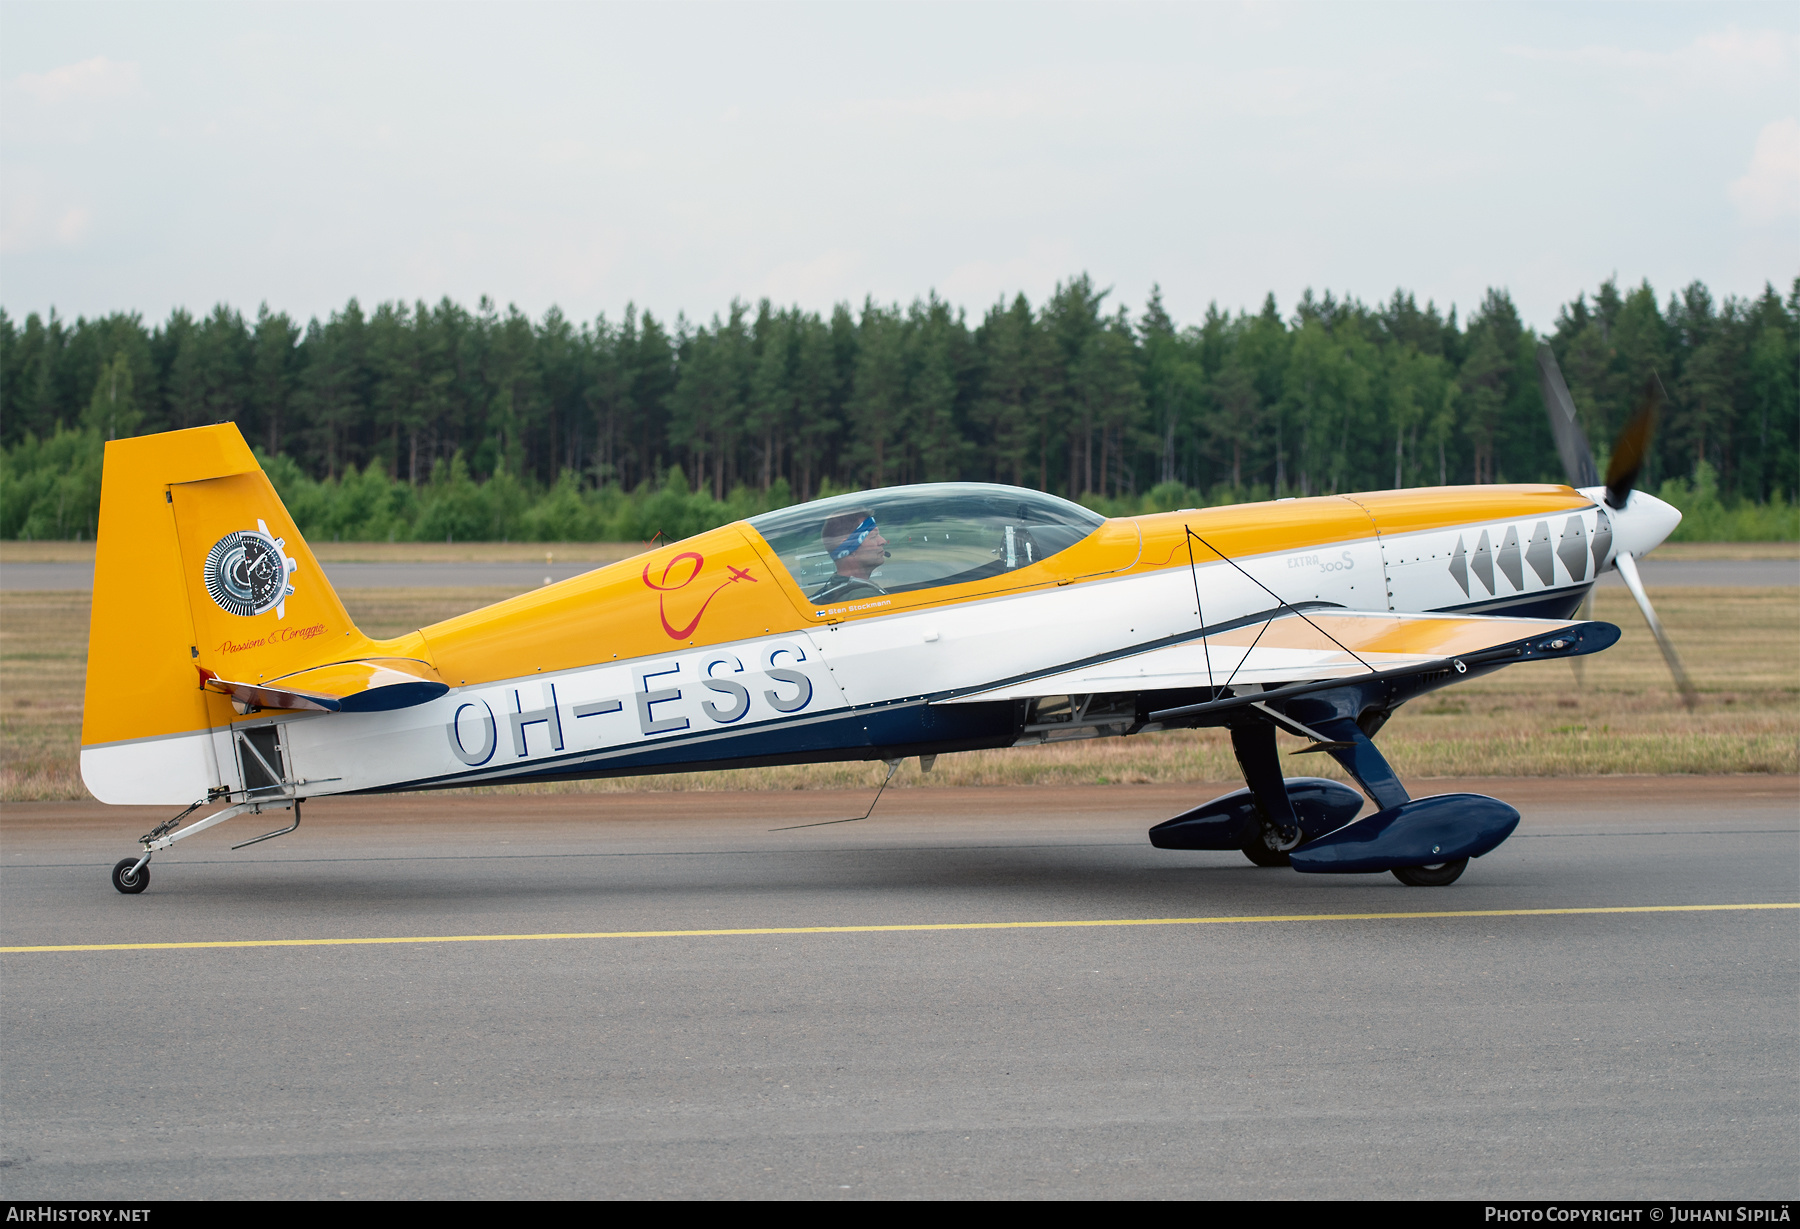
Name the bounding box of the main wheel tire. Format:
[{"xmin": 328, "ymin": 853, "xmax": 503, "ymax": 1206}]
[
  {"xmin": 111, "ymin": 857, "xmax": 149, "ymax": 895},
  {"xmin": 1240, "ymin": 837, "xmax": 1291, "ymax": 868},
  {"xmin": 1392, "ymin": 858, "xmax": 1468, "ymax": 887}
]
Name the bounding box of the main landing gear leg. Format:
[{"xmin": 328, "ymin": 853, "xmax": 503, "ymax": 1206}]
[
  {"xmin": 1229, "ymin": 720, "xmax": 1303, "ymax": 867},
  {"xmin": 1303, "ymin": 715, "xmax": 1411, "ymax": 811},
  {"xmin": 1300, "ymin": 715, "xmax": 1468, "ymax": 887}
]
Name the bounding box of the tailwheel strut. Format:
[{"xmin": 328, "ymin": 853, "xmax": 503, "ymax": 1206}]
[{"xmin": 111, "ymin": 789, "xmax": 308, "ymax": 894}]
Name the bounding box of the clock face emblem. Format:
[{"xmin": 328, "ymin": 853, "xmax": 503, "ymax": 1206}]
[{"xmin": 203, "ymin": 519, "xmax": 298, "ymax": 619}]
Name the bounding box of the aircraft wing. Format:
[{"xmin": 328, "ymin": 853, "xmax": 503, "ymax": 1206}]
[{"xmin": 935, "ymin": 609, "xmax": 1613, "ymax": 704}]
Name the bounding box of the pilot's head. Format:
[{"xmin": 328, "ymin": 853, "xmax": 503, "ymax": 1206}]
[{"xmin": 823, "ymin": 510, "xmax": 888, "ymax": 578}]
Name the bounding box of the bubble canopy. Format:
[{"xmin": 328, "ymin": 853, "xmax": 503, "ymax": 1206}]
[{"xmin": 747, "ymin": 483, "xmax": 1106, "ymax": 605}]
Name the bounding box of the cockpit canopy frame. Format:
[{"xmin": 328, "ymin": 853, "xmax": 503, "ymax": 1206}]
[{"xmin": 747, "ymin": 483, "xmax": 1106, "ymax": 609}]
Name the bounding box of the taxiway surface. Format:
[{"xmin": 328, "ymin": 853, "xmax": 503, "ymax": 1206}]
[{"xmin": 2, "ymin": 778, "xmax": 1795, "ymax": 1199}]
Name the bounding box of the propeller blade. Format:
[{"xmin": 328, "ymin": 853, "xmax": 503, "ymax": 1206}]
[
  {"xmin": 1612, "ymin": 551, "xmax": 1697, "ymax": 710},
  {"xmin": 1604, "ymin": 374, "xmax": 1664, "ymax": 510},
  {"xmin": 1569, "ymin": 589, "xmax": 1593, "ymax": 687},
  {"xmin": 1536, "ymin": 343, "xmax": 1599, "ymax": 488}
]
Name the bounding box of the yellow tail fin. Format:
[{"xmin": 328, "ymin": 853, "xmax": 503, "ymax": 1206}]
[{"xmin": 81, "ymin": 424, "xmax": 374, "ymax": 801}]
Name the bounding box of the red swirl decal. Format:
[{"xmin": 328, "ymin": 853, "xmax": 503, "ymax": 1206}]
[
  {"xmin": 642, "ymin": 552, "xmax": 704, "ymax": 593},
  {"xmin": 641, "ymin": 551, "xmax": 757, "ymax": 640}
]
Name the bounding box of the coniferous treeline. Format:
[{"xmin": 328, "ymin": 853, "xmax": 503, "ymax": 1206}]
[{"xmin": 2, "ymin": 273, "xmax": 1795, "ymax": 541}]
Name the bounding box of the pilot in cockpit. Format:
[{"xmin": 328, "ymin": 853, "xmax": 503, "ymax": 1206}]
[{"xmin": 809, "ymin": 509, "xmax": 889, "ymax": 604}]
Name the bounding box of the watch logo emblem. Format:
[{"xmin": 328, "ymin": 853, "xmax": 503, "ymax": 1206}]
[{"xmin": 203, "ymin": 519, "xmax": 298, "ymax": 619}]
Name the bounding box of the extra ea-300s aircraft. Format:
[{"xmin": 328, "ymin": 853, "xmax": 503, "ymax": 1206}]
[{"xmin": 87, "ymin": 346, "xmax": 1688, "ymax": 894}]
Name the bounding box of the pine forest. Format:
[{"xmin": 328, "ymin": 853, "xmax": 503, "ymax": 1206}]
[{"xmin": 3, "ymin": 274, "xmax": 1795, "ymax": 543}]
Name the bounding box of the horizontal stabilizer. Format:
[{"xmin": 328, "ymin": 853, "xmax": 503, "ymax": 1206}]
[
  {"xmin": 936, "ymin": 609, "xmax": 1616, "ymax": 704},
  {"xmin": 201, "ymin": 658, "xmax": 448, "ymax": 714}
]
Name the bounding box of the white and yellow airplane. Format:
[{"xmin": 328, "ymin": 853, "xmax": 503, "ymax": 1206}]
[{"xmin": 84, "ymin": 349, "xmax": 1684, "ymax": 893}]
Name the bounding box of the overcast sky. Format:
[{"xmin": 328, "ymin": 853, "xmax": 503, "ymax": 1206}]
[{"xmin": 2, "ymin": 2, "xmax": 1795, "ymax": 334}]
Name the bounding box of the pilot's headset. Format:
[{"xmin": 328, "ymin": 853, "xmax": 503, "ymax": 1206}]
[{"xmin": 823, "ymin": 511, "xmax": 890, "ymax": 561}]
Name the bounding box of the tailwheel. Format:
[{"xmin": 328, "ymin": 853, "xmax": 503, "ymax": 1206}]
[
  {"xmin": 112, "ymin": 857, "xmax": 150, "ymax": 895},
  {"xmin": 1392, "ymin": 858, "xmax": 1468, "ymax": 887}
]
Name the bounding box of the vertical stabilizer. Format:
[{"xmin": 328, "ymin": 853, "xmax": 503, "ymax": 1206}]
[{"xmin": 81, "ymin": 424, "xmax": 369, "ymax": 803}]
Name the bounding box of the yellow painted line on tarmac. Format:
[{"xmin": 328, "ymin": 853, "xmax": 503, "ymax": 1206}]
[{"xmin": 2, "ymin": 902, "xmax": 1795, "ymax": 955}]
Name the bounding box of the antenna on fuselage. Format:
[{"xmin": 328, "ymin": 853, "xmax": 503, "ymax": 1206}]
[{"xmin": 769, "ymin": 757, "xmax": 902, "ymax": 831}]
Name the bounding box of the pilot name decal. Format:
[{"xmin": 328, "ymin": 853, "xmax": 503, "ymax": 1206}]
[
  {"xmin": 203, "ymin": 518, "xmax": 299, "ymax": 619},
  {"xmin": 641, "ymin": 550, "xmax": 758, "ymax": 640},
  {"xmin": 815, "ymin": 597, "xmax": 892, "ymax": 618},
  {"xmin": 444, "ymin": 639, "xmax": 821, "ymax": 769}
]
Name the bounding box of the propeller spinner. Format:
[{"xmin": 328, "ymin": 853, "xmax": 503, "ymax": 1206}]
[{"xmin": 1535, "ymin": 344, "xmax": 1697, "ymax": 710}]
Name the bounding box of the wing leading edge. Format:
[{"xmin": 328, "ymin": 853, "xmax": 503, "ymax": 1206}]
[{"xmin": 934, "ymin": 609, "xmax": 1618, "ymax": 705}]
